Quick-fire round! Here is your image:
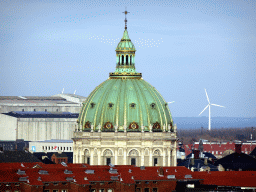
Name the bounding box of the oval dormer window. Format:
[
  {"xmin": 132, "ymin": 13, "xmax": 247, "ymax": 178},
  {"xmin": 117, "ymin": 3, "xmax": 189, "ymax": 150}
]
[
  {"xmin": 90, "ymin": 103, "xmax": 95, "ymax": 108},
  {"xmin": 150, "ymin": 103, "xmax": 156, "ymax": 109},
  {"xmin": 108, "ymin": 103, "xmax": 114, "ymax": 108},
  {"xmin": 130, "ymin": 103, "xmax": 136, "ymax": 108}
]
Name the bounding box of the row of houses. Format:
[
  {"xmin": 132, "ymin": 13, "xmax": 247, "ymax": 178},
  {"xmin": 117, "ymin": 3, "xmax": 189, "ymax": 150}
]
[{"xmin": 1, "ymin": 162, "xmax": 256, "ymax": 192}]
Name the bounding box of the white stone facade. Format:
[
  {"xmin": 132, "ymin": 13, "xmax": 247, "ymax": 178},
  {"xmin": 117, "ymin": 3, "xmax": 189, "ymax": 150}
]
[{"xmin": 73, "ymin": 131, "xmax": 177, "ymax": 166}]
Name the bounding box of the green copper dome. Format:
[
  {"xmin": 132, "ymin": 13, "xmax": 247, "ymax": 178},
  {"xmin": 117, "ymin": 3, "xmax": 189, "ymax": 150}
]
[{"xmin": 77, "ymin": 19, "xmax": 174, "ymax": 132}]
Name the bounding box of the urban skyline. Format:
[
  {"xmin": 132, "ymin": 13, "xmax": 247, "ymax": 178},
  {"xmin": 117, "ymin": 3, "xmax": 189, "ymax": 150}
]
[{"xmin": 1, "ymin": 0, "xmax": 255, "ymax": 117}]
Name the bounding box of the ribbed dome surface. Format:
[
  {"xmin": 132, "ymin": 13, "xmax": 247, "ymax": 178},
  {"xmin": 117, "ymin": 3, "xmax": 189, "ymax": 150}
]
[{"xmin": 78, "ymin": 78, "xmax": 173, "ymax": 132}]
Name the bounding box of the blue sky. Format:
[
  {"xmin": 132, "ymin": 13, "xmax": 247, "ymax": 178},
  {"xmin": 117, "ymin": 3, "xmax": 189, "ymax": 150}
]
[{"xmin": 0, "ymin": 0, "xmax": 255, "ymax": 117}]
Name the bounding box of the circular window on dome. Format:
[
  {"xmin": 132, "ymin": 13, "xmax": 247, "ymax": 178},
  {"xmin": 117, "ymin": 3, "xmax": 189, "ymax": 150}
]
[
  {"xmin": 129, "ymin": 122, "xmax": 139, "ymax": 130},
  {"xmin": 130, "ymin": 103, "xmax": 136, "ymax": 108},
  {"xmin": 150, "ymin": 103, "xmax": 156, "ymax": 109},
  {"xmin": 90, "ymin": 103, "xmax": 95, "ymax": 108},
  {"xmin": 104, "ymin": 122, "xmax": 113, "ymax": 129}
]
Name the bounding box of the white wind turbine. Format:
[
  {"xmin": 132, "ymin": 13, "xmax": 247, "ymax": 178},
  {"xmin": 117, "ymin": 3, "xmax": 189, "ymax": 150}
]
[{"xmin": 199, "ymin": 89, "xmax": 225, "ymax": 131}]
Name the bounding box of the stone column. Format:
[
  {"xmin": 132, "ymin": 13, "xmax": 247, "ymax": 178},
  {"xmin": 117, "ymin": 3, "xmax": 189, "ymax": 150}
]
[
  {"xmin": 149, "ymin": 148, "xmax": 152, "ymax": 166},
  {"xmin": 90, "ymin": 149, "xmax": 94, "ymax": 165},
  {"xmin": 98, "ymin": 148, "xmax": 101, "ymax": 165},
  {"xmin": 173, "ymin": 143, "xmax": 177, "ymax": 166},
  {"xmin": 79, "ymin": 149, "xmax": 83, "ymax": 163},
  {"xmin": 141, "ymin": 149, "xmax": 144, "ymax": 166},
  {"xmin": 115, "ymin": 148, "xmax": 117, "ymax": 165},
  {"xmin": 123, "ymin": 148, "xmax": 127, "ymax": 165},
  {"xmin": 163, "ymin": 149, "xmax": 166, "ymax": 166},
  {"xmin": 167, "ymin": 148, "xmax": 171, "ymax": 166},
  {"xmin": 124, "ymin": 54, "xmax": 126, "ymax": 65}
]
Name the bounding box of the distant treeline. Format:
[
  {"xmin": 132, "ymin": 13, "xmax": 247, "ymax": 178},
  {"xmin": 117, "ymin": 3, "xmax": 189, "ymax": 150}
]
[{"xmin": 177, "ymin": 127, "xmax": 256, "ymax": 144}]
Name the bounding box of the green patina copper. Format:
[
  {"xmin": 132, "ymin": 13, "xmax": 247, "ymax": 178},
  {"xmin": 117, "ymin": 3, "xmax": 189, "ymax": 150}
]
[{"xmin": 78, "ymin": 23, "xmax": 174, "ymax": 132}]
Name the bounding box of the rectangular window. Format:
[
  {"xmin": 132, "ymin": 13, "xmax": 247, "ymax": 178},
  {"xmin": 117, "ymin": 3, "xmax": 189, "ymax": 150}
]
[
  {"xmin": 53, "ymin": 190, "xmax": 59, "ymax": 192},
  {"xmin": 70, "ymin": 147, "xmax": 72, "ymax": 150},
  {"xmin": 61, "ymin": 190, "xmax": 68, "ymax": 192},
  {"xmin": 154, "ymin": 158, "xmax": 158, "ymax": 166},
  {"xmin": 107, "ymin": 189, "xmax": 113, "ymax": 192},
  {"xmin": 90, "ymin": 190, "xmax": 96, "ymax": 192},
  {"xmin": 216, "ymin": 151, "xmax": 218, "ymax": 154},
  {"xmin": 144, "ymin": 188, "xmax": 150, "ymax": 192},
  {"xmin": 136, "ymin": 188, "xmax": 141, "ymax": 192},
  {"xmin": 99, "ymin": 189, "xmax": 105, "ymax": 192},
  {"xmin": 106, "ymin": 158, "xmax": 111, "ymax": 165},
  {"xmin": 131, "ymin": 158, "xmax": 136, "ymax": 165},
  {"xmin": 153, "ymin": 188, "xmax": 158, "ymax": 192},
  {"xmin": 44, "ymin": 190, "xmax": 50, "ymax": 192}
]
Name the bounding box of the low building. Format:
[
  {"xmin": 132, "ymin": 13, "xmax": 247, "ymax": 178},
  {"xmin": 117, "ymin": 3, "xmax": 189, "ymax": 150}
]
[
  {"xmin": 29, "ymin": 139, "xmax": 73, "ymax": 153},
  {"xmin": 0, "ymin": 151, "xmax": 41, "ymax": 163},
  {"xmin": 0, "ymin": 94, "xmax": 86, "ymax": 114},
  {"xmin": 214, "ymin": 143, "xmax": 256, "ymax": 171},
  {"xmin": 0, "ymin": 111, "xmax": 78, "ymax": 141},
  {"xmin": 0, "ymin": 139, "xmax": 29, "ymax": 151},
  {"xmin": 51, "ymin": 152, "xmax": 68, "ymax": 164},
  {"xmin": 184, "ymin": 140, "xmax": 256, "ymax": 158}
]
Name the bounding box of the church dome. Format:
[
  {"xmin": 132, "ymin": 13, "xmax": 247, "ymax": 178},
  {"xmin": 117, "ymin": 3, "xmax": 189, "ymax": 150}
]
[{"xmin": 77, "ymin": 15, "xmax": 174, "ymax": 133}]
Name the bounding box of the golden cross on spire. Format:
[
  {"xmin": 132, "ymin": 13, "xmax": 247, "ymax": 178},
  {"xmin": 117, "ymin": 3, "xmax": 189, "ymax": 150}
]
[{"xmin": 122, "ymin": 8, "xmax": 130, "ymax": 29}]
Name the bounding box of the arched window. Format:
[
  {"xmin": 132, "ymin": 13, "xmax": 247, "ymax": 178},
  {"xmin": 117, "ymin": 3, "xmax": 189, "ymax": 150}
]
[
  {"xmin": 126, "ymin": 55, "xmax": 129, "ymax": 65},
  {"xmin": 122, "ymin": 55, "xmax": 124, "ymax": 65},
  {"xmin": 130, "ymin": 55, "xmax": 132, "ymax": 65}
]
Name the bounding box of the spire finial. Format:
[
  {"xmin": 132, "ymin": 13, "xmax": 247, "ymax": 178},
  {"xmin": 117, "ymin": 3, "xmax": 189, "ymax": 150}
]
[{"xmin": 122, "ymin": 7, "xmax": 130, "ymax": 29}]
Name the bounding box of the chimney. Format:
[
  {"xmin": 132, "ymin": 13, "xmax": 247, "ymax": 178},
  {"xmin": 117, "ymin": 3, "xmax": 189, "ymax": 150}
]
[
  {"xmin": 159, "ymin": 167, "xmax": 164, "ymax": 176},
  {"xmin": 190, "ymin": 154, "xmax": 195, "ymax": 166},
  {"xmin": 194, "ymin": 150, "xmax": 200, "ymax": 159},
  {"xmin": 204, "ymin": 157, "xmax": 208, "ymax": 165},
  {"xmin": 235, "ymin": 143, "xmax": 242, "ymax": 154}
]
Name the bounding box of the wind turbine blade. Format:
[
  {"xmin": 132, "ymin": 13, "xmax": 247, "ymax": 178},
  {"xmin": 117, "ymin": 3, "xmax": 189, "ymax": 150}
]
[
  {"xmin": 168, "ymin": 101, "xmax": 175, "ymax": 104},
  {"xmin": 211, "ymin": 104, "xmax": 225, "ymax": 108},
  {"xmin": 205, "ymin": 89, "xmax": 210, "ymax": 103},
  {"xmin": 199, "ymin": 105, "xmax": 209, "ymax": 116}
]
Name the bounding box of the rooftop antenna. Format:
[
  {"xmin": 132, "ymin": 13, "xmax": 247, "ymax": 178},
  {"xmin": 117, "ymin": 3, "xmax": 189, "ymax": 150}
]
[
  {"xmin": 199, "ymin": 89, "xmax": 225, "ymax": 131},
  {"xmin": 62, "ymin": 88, "xmax": 64, "ymax": 94},
  {"xmin": 74, "ymin": 90, "xmax": 76, "ymax": 94},
  {"xmin": 122, "ymin": 7, "xmax": 130, "ymax": 29}
]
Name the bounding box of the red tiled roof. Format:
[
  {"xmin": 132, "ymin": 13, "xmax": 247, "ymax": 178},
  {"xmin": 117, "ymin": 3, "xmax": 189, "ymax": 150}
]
[
  {"xmin": 1, "ymin": 162, "xmax": 256, "ymax": 188},
  {"xmin": 193, "ymin": 171, "xmax": 256, "ymax": 187}
]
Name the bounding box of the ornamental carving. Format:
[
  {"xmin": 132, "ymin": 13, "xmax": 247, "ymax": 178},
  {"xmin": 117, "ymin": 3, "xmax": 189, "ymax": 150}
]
[
  {"xmin": 104, "ymin": 122, "xmax": 113, "ymax": 129},
  {"xmin": 129, "ymin": 122, "xmax": 139, "ymax": 130},
  {"xmin": 84, "ymin": 121, "xmax": 91, "ymax": 129},
  {"xmin": 153, "ymin": 122, "xmax": 161, "ymax": 129}
]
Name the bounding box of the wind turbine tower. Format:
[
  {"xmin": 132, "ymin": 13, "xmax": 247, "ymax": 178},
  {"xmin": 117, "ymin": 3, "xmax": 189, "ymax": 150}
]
[{"xmin": 199, "ymin": 89, "xmax": 225, "ymax": 131}]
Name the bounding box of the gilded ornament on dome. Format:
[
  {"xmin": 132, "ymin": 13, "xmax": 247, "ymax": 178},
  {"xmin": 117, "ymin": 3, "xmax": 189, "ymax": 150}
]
[
  {"xmin": 153, "ymin": 122, "xmax": 161, "ymax": 129},
  {"xmin": 129, "ymin": 122, "xmax": 138, "ymax": 130},
  {"xmin": 104, "ymin": 122, "xmax": 113, "ymax": 129},
  {"xmin": 84, "ymin": 121, "xmax": 91, "ymax": 129}
]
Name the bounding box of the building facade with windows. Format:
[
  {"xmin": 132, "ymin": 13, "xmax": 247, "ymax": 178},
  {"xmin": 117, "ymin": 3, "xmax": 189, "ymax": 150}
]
[
  {"xmin": 29, "ymin": 140, "xmax": 73, "ymax": 153},
  {"xmin": 73, "ymin": 12, "xmax": 177, "ymax": 167}
]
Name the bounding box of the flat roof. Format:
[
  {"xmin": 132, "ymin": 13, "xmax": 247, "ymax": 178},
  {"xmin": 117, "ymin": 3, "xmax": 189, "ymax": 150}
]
[{"xmin": 3, "ymin": 111, "xmax": 79, "ymax": 118}]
